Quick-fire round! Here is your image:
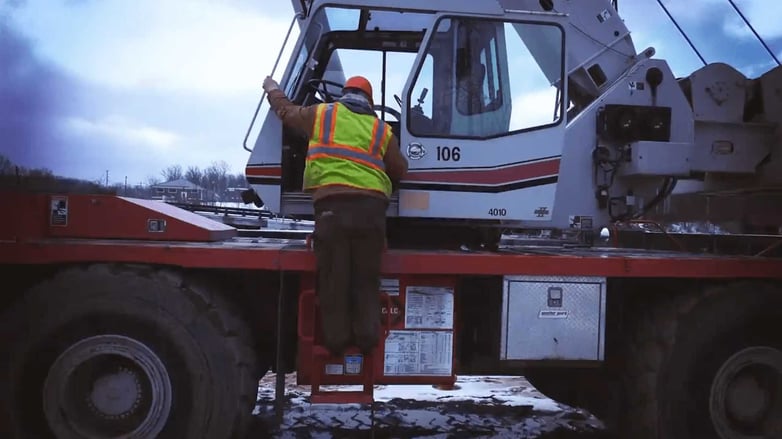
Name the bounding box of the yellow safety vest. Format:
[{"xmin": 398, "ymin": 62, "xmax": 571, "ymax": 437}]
[{"xmin": 303, "ymin": 102, "xmax": 393, "ymax": 197}]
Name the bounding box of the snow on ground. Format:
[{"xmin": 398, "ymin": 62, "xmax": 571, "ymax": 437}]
[{"xmin": 251, "ymin": 373, "xmax": 609, "ymax": 438}]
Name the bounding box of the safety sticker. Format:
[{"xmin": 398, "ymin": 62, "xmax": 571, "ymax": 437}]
[
  {"xmin": 344, "ymin": 354, "xmax": 363, "ymax": 375},
  {"xmin": 50, "ymin": 195, "xmax": 68, "ymax": 227},
  {"xmin": 383, "ymin": 330, "xmax": 453, "ymax": 376},
  {"xmin": 381, "ymin": 278, "xmax": 400, "ymax": 296},
  {"xmin": 404, "ymin": 286, "xmax": 454, "ymax": 329}
]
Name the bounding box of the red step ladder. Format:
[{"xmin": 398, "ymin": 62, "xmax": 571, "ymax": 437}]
[
  {"xmin": 309, "ymin": 345, "xmax": 375, "ymax": 404},
  {"xmin": 298, "ymin": 289, "xmax": 390, "ymax": 404}
]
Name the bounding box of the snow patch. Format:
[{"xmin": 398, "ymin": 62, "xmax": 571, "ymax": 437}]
[
  {"xmin": 371, "ymin": 375, "xmax": 562, "ymax": 413},
  {"xmin": 253, "ymin": 373, "xmax": 605, "ymax": 438}
]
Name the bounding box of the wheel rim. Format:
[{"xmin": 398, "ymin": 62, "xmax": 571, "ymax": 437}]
[
  {"xmin": 709, "ymin": 346, "xmax": 782, "ymax": 439},
  {"xmin": 42, "ymin": 334, "xmax": 173, "ymax": 439}
]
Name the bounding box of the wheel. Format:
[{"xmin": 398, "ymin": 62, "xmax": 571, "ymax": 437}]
[
  {"xmin": 622, "ymin": 281, "xmax": 782, "ymax": 438},
  {"xmin": 0, "ymin": 264, "xmax": 259, "ymax": 439}
]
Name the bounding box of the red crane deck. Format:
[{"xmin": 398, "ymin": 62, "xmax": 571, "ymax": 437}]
[{"xmin": 2, "ymin": 192, "xmax": 780, "ymax": 279}]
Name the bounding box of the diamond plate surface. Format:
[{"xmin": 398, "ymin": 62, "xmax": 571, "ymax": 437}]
[{"xmin": 501, "ymin": 276, "xmax": 605, "ymax": 361}]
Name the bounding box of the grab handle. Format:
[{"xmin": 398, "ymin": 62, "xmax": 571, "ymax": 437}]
[{"xmin": 242, "ymin": 12, "xmax": 303, "ymax": 152}]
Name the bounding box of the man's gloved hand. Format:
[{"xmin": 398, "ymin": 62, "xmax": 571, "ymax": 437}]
[{"xmin": 263, "ymin": 76, "xmax": 280, "ymax": 93}]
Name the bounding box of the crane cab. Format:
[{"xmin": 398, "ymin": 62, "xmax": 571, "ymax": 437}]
[
  {"xmin": 247, "ymin": 0, "xmax": 777, "ymax": 244},
  {"xmin": 246, "ymin": 0, "xmax": 573, "ymax": 234}
]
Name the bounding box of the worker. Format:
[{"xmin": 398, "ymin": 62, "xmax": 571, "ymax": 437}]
[{"xmin": 262, "ymin": 75, "xmax": 408, "ymax": 357}]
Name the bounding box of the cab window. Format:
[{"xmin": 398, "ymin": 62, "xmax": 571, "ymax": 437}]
[{"xmin": 408, "ymin": 17, "xmax": 565, "ymax": 139}]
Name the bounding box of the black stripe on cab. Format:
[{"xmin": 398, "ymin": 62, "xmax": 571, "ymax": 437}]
[{"xmin": 399, "ymin": 176, "xmax": 558, "ymax": 193}]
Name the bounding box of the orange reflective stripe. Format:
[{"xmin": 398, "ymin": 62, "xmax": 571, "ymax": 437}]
[
  {"xmin": 371, "ymin": 120, "xmax": 393, "ymax": 156},
  {"xmin": 317, "ymin": 103, "xmax": 339, "ymax": 144},
  {"xmin": 315, "ymin": 105, "xmax": 327, "ymax": 144},
  {"xmin": 306, "ymin": 143, "xmax": 385, "ymax": 170},
  {"xmin": 327, "ymin": 104, "xmax": 339, "ymax": 143},
  {"xmin": 307, "ymin": 142, "xmax": 382, "ymax": 159},
  {"xmin": 306, "ymin": 152, "xmax": 384, "ymax": 172},
  {"xmin": 369, "ymin": 120, "xmax": 381, "ymax": 155}
]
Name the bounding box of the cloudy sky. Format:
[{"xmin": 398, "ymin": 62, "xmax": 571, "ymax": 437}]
[{"xmin": 1, "ymin": 0, "xmax": 779, "ymax": 186}]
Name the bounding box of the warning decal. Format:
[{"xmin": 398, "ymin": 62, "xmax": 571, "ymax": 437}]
[
  {"xmin": 404, "ymin": 286, "xmax": 454, "ymax": 329},
  {"xmin": 383, "ymin": 330, "xmax": 453, "ymax": 376},
  {"xmin": 381, "ymin": 278, "xmax": 400, "ymax": 296},
  {"xmin": 50, "ymin": 195, "xmax": 68, "ymax": 227}
]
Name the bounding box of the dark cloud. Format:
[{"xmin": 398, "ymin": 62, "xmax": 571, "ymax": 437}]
[
  {"xmin": 0, "ymin": 19, "xmax": 79, "ymax": 171},
  {"xmin": 2, "ymin": 0, "xmax": 26, "ymax": 9},
  {"xmin": 0, "ymin": 10, "xmax": 254, "ymax": 183}
]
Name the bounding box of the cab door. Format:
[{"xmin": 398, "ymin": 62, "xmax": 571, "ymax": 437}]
[{"xmin": 397, "ymin": 12, "xmax": 568, "ymax": 222}]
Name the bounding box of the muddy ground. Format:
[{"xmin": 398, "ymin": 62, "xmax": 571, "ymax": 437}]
[{"xmin": 250, "ymin": 374, "xmax": 615, "ymax": 438}]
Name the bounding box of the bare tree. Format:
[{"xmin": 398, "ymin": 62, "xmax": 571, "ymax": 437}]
[
  {"xmin": 27, "ymin": 167, "xmax": 54, "ymax": 178},
  {"xmin": 213, "ymin": 160, "xmax": 231, "ymax": 175},
  {"xmin": 185, "ymin": 166, "xmax": 202, "ymax": 185},
  {"xmin": 0, "ymin": 154, "xmax": 13, "ymax": 175},
  {"xmin": 227, "ymin": 172, "xmax": 247, "ymax": 188},
  {"xmin": 146, "ymin": 175, "xmax": 161, "ymax": 187},
  {"xmin": 161, "ymin": 164, "xmax": 183, "ymax": 182},
  {"xmin": 202, "ymin": 161, "xmax": 231, "ymax": 201}
]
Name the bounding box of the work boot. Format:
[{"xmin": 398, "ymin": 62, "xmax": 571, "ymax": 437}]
[
  {"xmin": 354, "ymin": 328, "xmax": 380, "ymax": 355},
  {"xmin": 322, "ymin": 330, "xmax": 350, "ymax": 358}
]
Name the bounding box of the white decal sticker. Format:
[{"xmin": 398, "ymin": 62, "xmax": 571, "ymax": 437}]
[
  {"xmin": 381, "ymin": 278, "xmax": 400, "ymax": 296},
  {"xmin": 538, "ymin": 310, "xmax": 570, "ymax": 319},
  {"xmin": 383, "ymin": 330, "xmax": 453, "ymax": 376},
  {"xmin": 324, "ymin": 363, "xmax": 343, "ymax": 375},
  {"xmin": 404, "ymin": 286, "xmax": 454, "ymax": 329}
]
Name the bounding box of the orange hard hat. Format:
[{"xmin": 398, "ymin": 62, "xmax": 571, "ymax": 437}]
[{"xmin": 344, "ymin": 76, "xmax": 373, "ymax": 100}]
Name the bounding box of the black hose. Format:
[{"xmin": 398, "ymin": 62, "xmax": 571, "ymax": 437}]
[
  {"xmin": 609, "ymin": 177, "xmax": 678, "ymax": 222},
  {"xmin": 632, "ymin": 177, "xmax": 678, "ymax": 219}
]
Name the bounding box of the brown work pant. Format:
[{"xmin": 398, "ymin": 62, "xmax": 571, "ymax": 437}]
[{"xmin": 312, "ymin": 195, "xmax": 387, "ymax": 356}]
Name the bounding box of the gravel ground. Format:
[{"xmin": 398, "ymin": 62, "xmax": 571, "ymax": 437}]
[{"xmin": 249, "ymin": 373, "xmax": 614, "ymax": 438}]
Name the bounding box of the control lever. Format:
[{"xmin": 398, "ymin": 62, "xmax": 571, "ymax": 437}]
[
  {"xmin": 417, "ymin": 88, "xmax": 428, "ymax": 106},
  {"xmin": 412, "ymin": 88, "xmax": 429, "ymax": 115}
]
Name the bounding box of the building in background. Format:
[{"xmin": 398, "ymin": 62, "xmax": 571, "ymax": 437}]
[{"xmin": 150, "ymin": 179, "xmax": 206, "ymax": 202}]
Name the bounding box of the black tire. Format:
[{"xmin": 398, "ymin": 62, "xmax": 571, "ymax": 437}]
[
  {"xmin": 0, "ymin": 264, "xmax": 259, "ymax": 439},
  {"xmin": 622, "ymin": 281, "xmax": 782, "ymax": 438},
  {"xmin": 523, "ymin": 367, "xmax": 619, "ymax": 423}
]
